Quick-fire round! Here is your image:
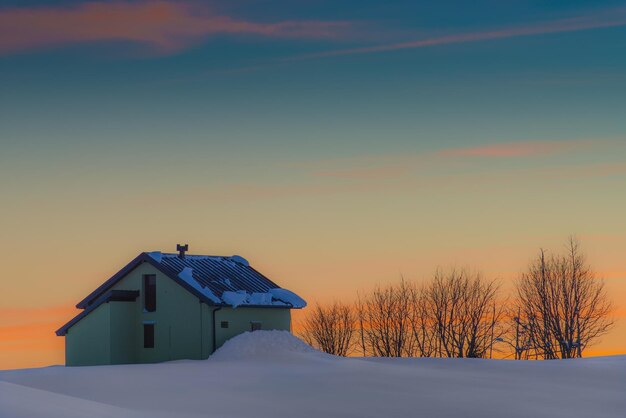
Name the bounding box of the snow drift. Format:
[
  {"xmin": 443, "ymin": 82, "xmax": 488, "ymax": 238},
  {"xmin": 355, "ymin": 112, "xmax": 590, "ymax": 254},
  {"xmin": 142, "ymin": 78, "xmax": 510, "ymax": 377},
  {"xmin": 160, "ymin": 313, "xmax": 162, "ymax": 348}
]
[
  {"xmin": 1, "ymin": 331, "xmax": 625, "ymax": 418},
  {"xmin": 210, "ymin": 330, "xmax": 323, "ymax": 361}
]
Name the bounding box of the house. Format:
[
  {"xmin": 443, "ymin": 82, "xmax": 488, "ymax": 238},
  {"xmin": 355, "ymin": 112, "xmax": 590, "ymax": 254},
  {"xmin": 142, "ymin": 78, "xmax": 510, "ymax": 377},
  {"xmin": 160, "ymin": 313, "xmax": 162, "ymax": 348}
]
[{"xmin": 56, "ymin": 245, "xmax": 306, "ymax": 366}]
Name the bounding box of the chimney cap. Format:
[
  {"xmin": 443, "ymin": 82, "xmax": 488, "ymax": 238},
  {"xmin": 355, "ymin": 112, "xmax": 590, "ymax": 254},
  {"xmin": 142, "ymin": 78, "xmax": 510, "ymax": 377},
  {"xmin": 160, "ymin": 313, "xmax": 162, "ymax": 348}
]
[{"xmin": 176, "ymin": 244, "xmax": 189, "ymax": 259}]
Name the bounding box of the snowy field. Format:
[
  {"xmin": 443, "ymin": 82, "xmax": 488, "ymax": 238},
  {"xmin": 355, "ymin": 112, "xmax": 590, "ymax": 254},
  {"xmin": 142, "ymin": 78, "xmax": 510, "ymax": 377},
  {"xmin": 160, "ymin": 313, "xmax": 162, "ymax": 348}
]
[{"xmin": 1, "ymin": 331, "xmax": 624, "ymax": 418}]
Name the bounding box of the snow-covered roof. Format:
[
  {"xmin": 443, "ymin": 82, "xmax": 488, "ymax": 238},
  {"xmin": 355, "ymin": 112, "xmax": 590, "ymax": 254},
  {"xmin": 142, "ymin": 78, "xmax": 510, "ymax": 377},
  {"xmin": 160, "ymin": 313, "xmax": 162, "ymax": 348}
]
[{"xmin": 75, "ymin": 251, "xmax": 306, "ymax": 311}]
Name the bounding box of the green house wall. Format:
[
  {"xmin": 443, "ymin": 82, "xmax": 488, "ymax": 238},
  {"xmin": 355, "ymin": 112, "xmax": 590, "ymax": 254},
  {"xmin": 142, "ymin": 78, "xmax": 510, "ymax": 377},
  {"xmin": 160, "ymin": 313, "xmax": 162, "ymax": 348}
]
[
  {"xmin": 110, "ymin": 301, "xmax": 137, "ymax": 364},
  {"xmin": 66, "ymin": 303, "xmax": 111, "ymax": 367},
  {"xmin": 214, "ymin": 307, "xmax": 291, "ymax": 348},
  {"xmin": 64, "ymin": 261, "xmax": 293, "ymax": 366}
]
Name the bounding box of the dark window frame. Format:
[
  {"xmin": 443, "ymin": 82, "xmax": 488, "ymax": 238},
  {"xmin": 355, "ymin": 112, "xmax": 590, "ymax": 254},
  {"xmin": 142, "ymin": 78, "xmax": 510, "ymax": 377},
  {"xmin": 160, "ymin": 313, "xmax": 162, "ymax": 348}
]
[
  {"xmin": 250, "ymin": 321, "xmax": 262, "ymax": 332},
  {"xmin": 220, "ymin": 321, "xmax": 229, "ymax": 329},
  {"xmin": 143, "ymin": 274, "xmax": 156, "ymax": 312},
  {"xmin": 143, "ymin": 323, "xmax": 155, "ymax": 348}
]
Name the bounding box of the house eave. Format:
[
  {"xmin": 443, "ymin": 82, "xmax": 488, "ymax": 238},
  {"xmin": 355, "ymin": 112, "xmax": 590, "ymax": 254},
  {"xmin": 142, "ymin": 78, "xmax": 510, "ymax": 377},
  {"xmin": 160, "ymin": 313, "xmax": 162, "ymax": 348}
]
[
  {"xmin": 57, "ymin": 290, "xmax": 140, "ymax": 336},
  {"xmin": 76, "ymin": 253, "xmax": 224, "ymax": 310},
  {"xmin": 76, "ymin": 253, "xmax": 148, "ymax": 309}
]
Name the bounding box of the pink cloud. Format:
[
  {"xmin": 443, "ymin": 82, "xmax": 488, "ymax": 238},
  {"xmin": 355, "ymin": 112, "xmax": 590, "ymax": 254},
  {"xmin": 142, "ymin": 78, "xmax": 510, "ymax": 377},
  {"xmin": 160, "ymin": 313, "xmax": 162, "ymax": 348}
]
[
  {"xmin": 286, "ymin": 139, "xmax": 608, "ymax": 180},
  {"xmin": 289, "ymin": 9, "xmax": 626, "ymax": 60},
  {"xmin": 438, "ymin": 140, "xmax": 593, "ymax": 158},
  {"xmin": 0, "ymin": 1, "xmax": 354, "ymax": 55}
]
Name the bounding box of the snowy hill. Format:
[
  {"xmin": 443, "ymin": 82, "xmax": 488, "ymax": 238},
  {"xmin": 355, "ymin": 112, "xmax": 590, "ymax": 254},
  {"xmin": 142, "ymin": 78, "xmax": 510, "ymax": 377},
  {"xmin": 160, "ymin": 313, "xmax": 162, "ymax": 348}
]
[{"xmin": 1, "ymin": 331, "xmax": 624, "ymax": 418}]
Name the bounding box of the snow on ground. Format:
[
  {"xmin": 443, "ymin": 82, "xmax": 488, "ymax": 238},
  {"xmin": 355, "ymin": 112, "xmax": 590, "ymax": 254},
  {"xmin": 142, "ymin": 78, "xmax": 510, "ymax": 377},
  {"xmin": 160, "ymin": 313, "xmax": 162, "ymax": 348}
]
[
  {"xmin": 1, "ymin": 331, "xmax": 625, "ymax": 418},
  {"xmin": 0, "ymin": 382, "xmax": 152, "ymax": 418}
]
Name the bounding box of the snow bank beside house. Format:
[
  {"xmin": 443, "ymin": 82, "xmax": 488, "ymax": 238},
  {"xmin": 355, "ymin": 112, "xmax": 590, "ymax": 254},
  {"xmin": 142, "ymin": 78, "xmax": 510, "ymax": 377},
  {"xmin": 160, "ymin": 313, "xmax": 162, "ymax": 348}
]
[{"xmin": 211, "ymin": 330, "xmax": 322, "ymax": 361}]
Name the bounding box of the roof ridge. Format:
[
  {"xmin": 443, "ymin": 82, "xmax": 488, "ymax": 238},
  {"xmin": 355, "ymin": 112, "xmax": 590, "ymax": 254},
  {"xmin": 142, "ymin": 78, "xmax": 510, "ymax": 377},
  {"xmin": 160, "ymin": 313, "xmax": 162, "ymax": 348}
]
[{"xmin": 158, "ymin": 252, "xmax": 226, "ymax": 258}]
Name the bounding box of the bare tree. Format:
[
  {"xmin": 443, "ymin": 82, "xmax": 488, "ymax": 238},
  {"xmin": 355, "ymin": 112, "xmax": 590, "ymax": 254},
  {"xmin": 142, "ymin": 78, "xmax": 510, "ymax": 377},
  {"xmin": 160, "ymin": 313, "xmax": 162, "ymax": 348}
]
[
  {"xmin": 408, "ymin": 284, "xmax": 437, "ymax": 357},
  {"xmin": 300, "ymin": 302, "xmax": 356, "ymax": 356},
  {"xmin": 514, "ymin": 238, "xmax": 613, "ymax": 359},
  {"xmin": 356, "ymin": 272, "xmax": 503, "ymax": 359},
  {"xmin": 499, "ymin": 306, "xmax": 540, "ymax": 360},
  {"xmin": 423, "ymin": 268, "xmax": 504, "ymax": 358},
  {"xmin": 356, "ymin": 279, "xmax": 414, "ymax": 357}
]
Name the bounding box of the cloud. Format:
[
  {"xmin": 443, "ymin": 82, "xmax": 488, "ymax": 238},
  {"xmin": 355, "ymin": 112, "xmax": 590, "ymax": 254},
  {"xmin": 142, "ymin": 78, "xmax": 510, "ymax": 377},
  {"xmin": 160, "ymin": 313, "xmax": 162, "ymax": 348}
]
[
  {"xmin": 0, "ymin": 1, "xmax": 354, "ymax": 55},
  {"xmin": 222, "ymin": 156, "xmax": 625, "ymax": 201},
  {"xmin": 289, "ymin": 8, "xmax": 626, "ymax": 60},
  {"xmin": 299, "ymin": 140, "xmax": 598, "ymax": 181},
  {"xmin": 438, "ymin": 140, "xmax": 593, "ymax": 158}
]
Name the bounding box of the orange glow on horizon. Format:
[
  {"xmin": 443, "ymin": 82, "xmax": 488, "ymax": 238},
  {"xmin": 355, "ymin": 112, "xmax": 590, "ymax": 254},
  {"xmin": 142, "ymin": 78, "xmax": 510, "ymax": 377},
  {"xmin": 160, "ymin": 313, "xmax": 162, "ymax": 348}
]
[{"xmin": 1, "ymin": 289, "xmax": 622, "ymax": 370}]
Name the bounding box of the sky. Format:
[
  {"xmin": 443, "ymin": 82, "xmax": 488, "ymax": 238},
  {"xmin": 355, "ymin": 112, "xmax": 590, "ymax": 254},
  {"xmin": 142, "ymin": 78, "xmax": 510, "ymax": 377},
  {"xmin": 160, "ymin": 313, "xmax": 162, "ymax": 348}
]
[{"xmin": 1, "ymin": 0, "xmax": 625, "ymax": 369}]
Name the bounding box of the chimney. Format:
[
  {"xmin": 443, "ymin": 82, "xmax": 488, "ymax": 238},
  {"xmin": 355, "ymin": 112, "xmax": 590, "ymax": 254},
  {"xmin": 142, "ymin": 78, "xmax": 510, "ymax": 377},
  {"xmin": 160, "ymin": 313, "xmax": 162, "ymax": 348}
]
[{"xmin": 177, "ymin": 244, "xmax": 189, "ymax": 259}]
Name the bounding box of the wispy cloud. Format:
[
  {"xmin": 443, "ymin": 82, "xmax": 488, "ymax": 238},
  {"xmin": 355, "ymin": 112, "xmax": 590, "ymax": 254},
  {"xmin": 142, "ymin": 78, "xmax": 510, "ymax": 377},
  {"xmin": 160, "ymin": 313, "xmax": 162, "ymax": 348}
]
[
  {"xmin": 438, "ymin": 140, "xmax": 594, "ymax": 158},
  {"xmin": 299, "ymin": 139, "xmax": 600, "ymax": 180},
  {"xmin": 0, "ymin": 1, "xmax": 354, "ymax": 55},
  {"xmin": 287, "ymin": 8, "xmax": 626, "ymax": 61},
  {"xmin": 227, "ymin": 161, "xmax": 626, "ymax": 201},
  {"xmin": 207, "ymin": 139, "xmax": 622, "ymax": 200}
]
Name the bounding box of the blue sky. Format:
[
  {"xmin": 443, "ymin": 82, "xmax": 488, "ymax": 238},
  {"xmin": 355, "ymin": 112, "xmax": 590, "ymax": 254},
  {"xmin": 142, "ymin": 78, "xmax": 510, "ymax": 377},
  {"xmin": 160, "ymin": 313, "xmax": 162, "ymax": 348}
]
[{"xmin": 2, "ymin": 0, "xmax": 625, "ymax": 164}]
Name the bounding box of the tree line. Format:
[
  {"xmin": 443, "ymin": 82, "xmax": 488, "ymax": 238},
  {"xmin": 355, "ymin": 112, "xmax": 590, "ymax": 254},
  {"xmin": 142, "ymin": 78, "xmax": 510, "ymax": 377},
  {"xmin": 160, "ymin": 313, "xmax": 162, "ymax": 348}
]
[{"xmin": 299, "ymin": 238, "xmax": 614, "ymax": 359}]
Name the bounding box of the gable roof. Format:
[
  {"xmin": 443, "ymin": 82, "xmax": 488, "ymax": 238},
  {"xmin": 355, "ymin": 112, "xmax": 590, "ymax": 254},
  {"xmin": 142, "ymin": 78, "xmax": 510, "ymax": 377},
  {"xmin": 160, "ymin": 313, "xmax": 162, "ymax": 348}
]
[
  {"xmin": 57, "ymin": 251, "xmax": 306, "ymax": 336},
  {"xmin": 56, "ymin": 290, "xmax": 139, "ymax": 336},
  {"xmin": 76, "ymin": 252, "xmax": 305, "ymax": 309}
]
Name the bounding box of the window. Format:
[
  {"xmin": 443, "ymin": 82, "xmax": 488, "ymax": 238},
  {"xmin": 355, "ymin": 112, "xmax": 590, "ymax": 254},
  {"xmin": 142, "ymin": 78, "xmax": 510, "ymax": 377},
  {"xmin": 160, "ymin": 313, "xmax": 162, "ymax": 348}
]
[
  {"xmin": 250, "ymin": 321, "xmax": 262, "ymax": 332},
  {"xmin": 220, "ymin": 321, "xmax": 229, "ymax": 329},
  {"xmin": 143, "ymin": 323, "xmax": 155, "ymax": 348},
  {"xmin": 143, "ymin": 274, "xmax": 156, "ymax": 312}
]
